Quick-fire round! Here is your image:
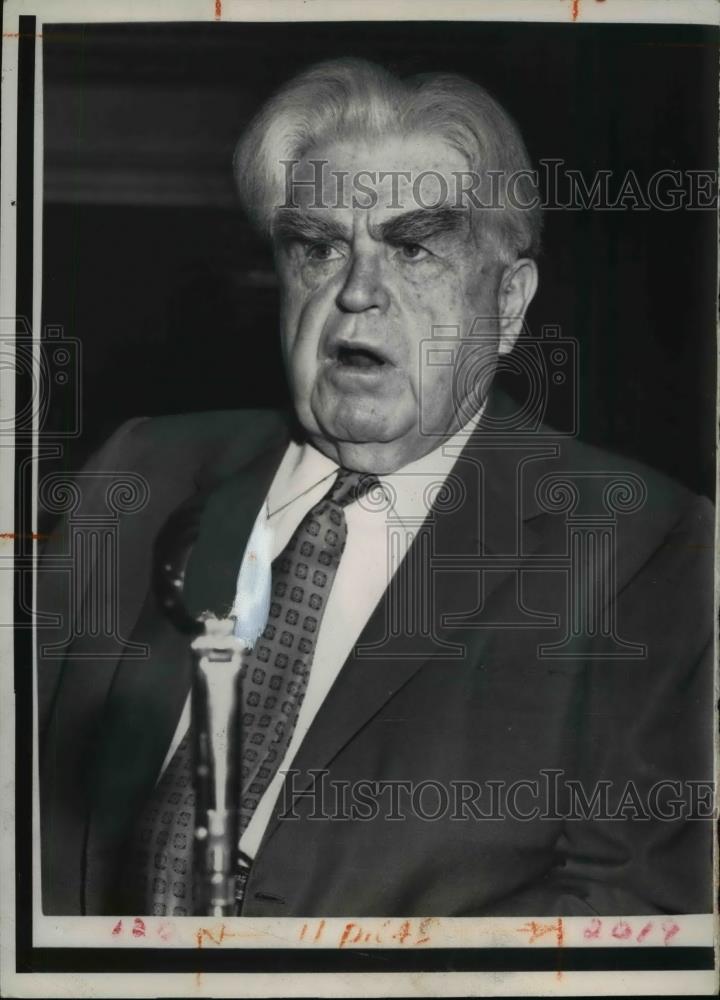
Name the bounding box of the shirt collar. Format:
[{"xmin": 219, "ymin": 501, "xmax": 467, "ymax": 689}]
[
  {"xmin": 266, "ymin": 436, "xmax": 338, "ymax": 519},
  {"xmin": 267, "ymin": 404, "xmax": 485, "ymax": 525}
]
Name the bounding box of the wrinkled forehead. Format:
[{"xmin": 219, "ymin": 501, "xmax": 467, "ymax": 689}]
[{"xmin": 277, "ymin": 132, "xmax": 472, "ymax": 228}]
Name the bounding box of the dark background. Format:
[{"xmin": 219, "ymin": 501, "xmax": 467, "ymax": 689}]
[{"xmin": 40, "ymin": 20, "xmax": 718, "ymax": 497}]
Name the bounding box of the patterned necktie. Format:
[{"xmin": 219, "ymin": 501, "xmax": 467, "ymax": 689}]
[{"xmin": 124, "ymin": 467, "xmax": 379, "ymax": 916}]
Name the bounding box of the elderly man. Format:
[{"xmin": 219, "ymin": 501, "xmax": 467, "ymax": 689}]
[{"xmin": 39, "ymin": 58, "xmax": 713, "ymax": 917}]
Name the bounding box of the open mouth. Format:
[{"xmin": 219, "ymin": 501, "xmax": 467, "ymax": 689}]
[{"xmin": 335, "ymin": 345, "xmax": 388, "ymax": 369}]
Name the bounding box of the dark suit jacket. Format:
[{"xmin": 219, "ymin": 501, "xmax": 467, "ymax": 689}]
[{"xmin": 38, "ymin": 392, "xmax": 715, "ymax": 916}]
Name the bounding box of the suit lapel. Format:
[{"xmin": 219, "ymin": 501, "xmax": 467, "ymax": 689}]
[
  {"xmin": 255, "ymin": 392, "xmax": 551, "ymax": 852},
  {"xmin": 83, "ymin": 434, "xmax": 288, "ymax": 910}
]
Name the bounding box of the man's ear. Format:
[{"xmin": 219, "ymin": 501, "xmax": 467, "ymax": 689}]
[{"xmin": 497, "ymin": 258, "xmax": 538, "ymax": 355}]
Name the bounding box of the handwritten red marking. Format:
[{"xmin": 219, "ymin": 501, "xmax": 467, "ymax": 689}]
[
  {"xmin": 583, "ymin": 917, "xmax": 602, "ymax": 939},
  {"xmin": 215, "ymin": 0, "xmax": 222, "ymax": 18},
  {"xmin": 393, "ymin": 920, "xmax": 412, "ymax": 945},
  {"xmin": 299, "ymin": 920, "xmax": 326, "ymax": 942},
  {"xmin": 336, "ymin": 918, "xmax": 434, "ymax": 948},
  {"xmin": 662, "ymin": 921, "xmax": 680, "ymax": 946},
  {"xmin": 0, "ymin": 531, "xmax": 50, "ymax": 540},
  {"xmin": 132, "ymin": 917, "xmax": 146, "ymax": 938},
  {"xmin": 196, "ymin": 924, "xmax": 244, "ymax": 949},
  {"xmin": 416, "ymin": 917, "xmax": 435, "ymax": 946},
  {"xmin": 339, "ymin": 922, "xmax": 361, "ymax": 948},
  {"xmin": 636, "ymin": 921, "xmax": 653, "ymax": 943},
  {"xmin": 157, "ymin": 921, "xmax": 173, "ymax": 942},
  {"xmin": 111, "ymin": 919, "xmax": 123, "ymax": 936},
  {"xmin": 571, "ymin": 0, "xmax": 606, "ymax": 21},
  {"xmin": 518, "ymin": 918, "xmax": 564, "ymax": 979},
  {"xmin": 518, "ymin": 918, "xmax": 562, "ymax": 945},
  {"xmin": 198, "ymin": 925, "xmax": 223, "ymax": 946},
  {"xmin": 611, "ymin": 919, "xmax": 632, "ymax": 940}
]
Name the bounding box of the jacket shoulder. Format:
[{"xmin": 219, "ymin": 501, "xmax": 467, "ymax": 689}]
[
  {"xmin": 94, "ymin": 409, "xmax": 291, "ymax": 486},
  {"xmin": 556, "ymin": 433, "xmax": 711, "ymax": 516}
]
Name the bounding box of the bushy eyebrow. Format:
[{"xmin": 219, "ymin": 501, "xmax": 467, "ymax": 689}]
[
  {"xmin": 376, "ymin": 207, "xmax": 470, "ymax": 243},
  {"xmin": 272, "ymin": 206, "xmax": 470, "ymax": 246},
  {"xmin": 272, "ymin": 209, "xmax": 351, "ymax": 244}
]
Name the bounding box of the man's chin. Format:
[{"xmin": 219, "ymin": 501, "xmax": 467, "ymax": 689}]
[
  {"xmin": 309, "ymin": 420, "xmax": 440, "ymax": 475},
  {"xmin": 319, "ymin": 438, "xmax": 413, "ymax": 475},
  {"xmin": 309, "ymin": 389, "xmax": 409, "ymax": 444},
  {"xmin": 323, "ymin": 408, "xmax": 409, "ymax": 448}
]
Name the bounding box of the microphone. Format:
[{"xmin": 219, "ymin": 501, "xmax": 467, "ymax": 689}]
[{"xmin": 152, "ymin": 494, "xmax": 245, "ymax": 915}]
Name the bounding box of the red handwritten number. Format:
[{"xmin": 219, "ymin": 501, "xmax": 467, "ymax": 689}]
[
  {"xmin": 611, "ymin": 920, "xmax": 632, "ymax": 940},
  {"xmin": 132, "ymin": 918, "xmax": 146, "ymax": 938},
  {"xmin": 662, "ymin": 921, "xmax": 680, "ymax": 946},
  {"xmin": 583, "ymin": 917, "xmax": 602, "ymax": 939},
  {"xmin": 111, "ymin": 920, "xmax": 123, "ymax": 936},
  {"xmin": 636, "ymin": 921, "xmax": 653, "ymax": 943}
]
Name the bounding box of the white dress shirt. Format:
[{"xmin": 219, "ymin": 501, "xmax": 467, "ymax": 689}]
[{"xmin": 159, "ymin": 409, "xmax": 483, "ymax": 859}]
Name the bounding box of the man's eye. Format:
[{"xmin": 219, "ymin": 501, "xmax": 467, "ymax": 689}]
[
  {"xmin": 398, "ymin": 243, "xmax": 430, "ymax": 261},
  {"xmin": 306, "ymin": 242, "xmax": 342, "ymax": 262}
]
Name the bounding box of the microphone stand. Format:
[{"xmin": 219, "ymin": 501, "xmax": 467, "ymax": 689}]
[
  {"xmin": 152, "ymin": 499, "xmax": 247, "ymax": 917},
  {"xmin": 190, "ymin": 616, "xmax": 245, "ymax": 916}
]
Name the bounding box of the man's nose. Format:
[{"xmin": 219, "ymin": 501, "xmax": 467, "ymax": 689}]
[{"xmin": 335, "ymin": 251, "xmax": 391, "ymax": 313}]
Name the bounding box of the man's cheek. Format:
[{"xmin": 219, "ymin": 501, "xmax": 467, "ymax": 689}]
[
  {"xmin": 395, "ymin": 265, "xmax": 469, "ymax": 330},
  {"xmin": 285, "ymin": 269, "xmax": 341, "ymax": 328},
  {"xmin": 298, "ymin": 261, "xmax": 344, "ymax": 292},
  {"xmin": 280, "ymin": 249, "xmax": 345, "ymax": 293},
  {"xmin": 416, "ymin": 361, "xmax": 457, "ymax": 429},
  {"xmin": 393, "ymin": 257, "xmax": 453, "ymax": 292},
  {"xmin": 280, "ymin": 291, "xmax": 322, "ymax": 363}
]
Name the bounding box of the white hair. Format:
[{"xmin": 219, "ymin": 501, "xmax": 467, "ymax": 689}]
[{"xmin": 233, "ymin": 57, "xmax": 542, "ymax": 261}]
